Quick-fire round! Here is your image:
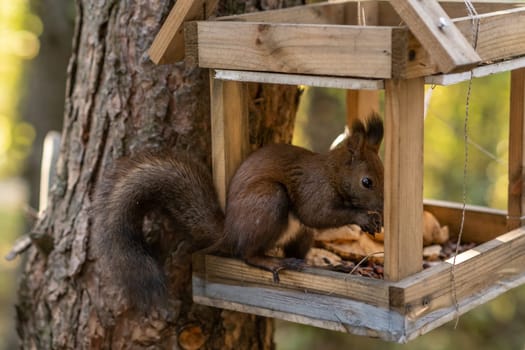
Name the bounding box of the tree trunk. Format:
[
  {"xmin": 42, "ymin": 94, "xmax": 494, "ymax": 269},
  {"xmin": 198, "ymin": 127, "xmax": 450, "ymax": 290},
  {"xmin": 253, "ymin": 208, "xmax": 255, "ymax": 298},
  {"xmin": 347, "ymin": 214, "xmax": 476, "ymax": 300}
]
[{"xmin": 16, "ymin": 0, "xmax": 302, "ymax": 349}]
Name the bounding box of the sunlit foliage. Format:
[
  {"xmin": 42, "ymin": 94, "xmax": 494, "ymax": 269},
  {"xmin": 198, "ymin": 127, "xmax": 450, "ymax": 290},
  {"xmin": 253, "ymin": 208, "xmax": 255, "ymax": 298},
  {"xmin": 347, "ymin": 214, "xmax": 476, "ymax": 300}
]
[{"xmin": 0, "ymin": 0, "xmax": 40, "ymax": 178}]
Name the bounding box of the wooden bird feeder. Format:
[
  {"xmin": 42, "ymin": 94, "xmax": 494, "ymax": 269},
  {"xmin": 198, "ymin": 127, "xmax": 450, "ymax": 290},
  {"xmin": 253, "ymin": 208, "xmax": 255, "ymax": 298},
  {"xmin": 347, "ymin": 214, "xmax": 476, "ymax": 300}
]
[{"xmin": 149, "ymin": 0, "xmax": 525, "ymax": 343}]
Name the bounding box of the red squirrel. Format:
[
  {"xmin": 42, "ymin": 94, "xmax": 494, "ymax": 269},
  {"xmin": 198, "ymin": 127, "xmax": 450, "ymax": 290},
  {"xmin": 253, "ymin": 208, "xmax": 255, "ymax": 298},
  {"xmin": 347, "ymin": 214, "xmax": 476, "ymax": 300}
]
[{"xmin": 92, "ymin": 113, "xmax": 384, "ymax": 310}]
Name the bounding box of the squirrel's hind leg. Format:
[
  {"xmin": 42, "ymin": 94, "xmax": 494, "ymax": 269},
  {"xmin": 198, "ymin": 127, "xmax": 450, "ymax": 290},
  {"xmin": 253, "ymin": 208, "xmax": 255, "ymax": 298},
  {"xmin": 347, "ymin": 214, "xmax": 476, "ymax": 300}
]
[{"xmin": 283, "ymin": 227, "xmax": 314, "ymax": 259}]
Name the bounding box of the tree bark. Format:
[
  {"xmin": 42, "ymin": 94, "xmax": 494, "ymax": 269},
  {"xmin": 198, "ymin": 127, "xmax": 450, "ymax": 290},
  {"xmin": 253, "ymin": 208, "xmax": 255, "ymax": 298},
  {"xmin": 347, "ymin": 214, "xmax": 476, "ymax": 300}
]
[{"xmin": 16, "ymin": 0, "xmax": 302, "ymax": 349}]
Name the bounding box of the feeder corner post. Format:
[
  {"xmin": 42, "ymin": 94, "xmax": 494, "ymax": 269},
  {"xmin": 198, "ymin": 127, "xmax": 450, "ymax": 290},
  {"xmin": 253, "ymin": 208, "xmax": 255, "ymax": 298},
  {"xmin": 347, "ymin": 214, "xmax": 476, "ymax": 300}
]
[
  {"xmin": 384, "ymin": 77, "xmax": 425, "ymax": 281},
  {"xmin": 508, "ymin": 68, "xmax": 525, "ymax": 230},
  {"xmin": 210, "ymin": 72, "xmax": 250, "ymax": 209}
]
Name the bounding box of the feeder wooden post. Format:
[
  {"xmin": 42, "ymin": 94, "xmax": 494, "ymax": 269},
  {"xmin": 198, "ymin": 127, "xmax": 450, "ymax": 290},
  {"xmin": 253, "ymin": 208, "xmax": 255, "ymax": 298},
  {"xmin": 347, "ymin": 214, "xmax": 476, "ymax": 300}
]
[
  {"xmin": 384, "ymin": 78, "xmax": 425, "ymax": 281},
  {"xmin": 210, "ymin": 73, "xmax": 249, "ymax": 209},
  {"xmin": 346, "ymin": 90, "xmax": 380, "ymax": 126},
  {"xmin": 508, "ymin": 68, "xmax": 525, "ymax": 230},
  {"xmin": 345, "ymin": 1, "xmax": 380, "ymax": 127}
]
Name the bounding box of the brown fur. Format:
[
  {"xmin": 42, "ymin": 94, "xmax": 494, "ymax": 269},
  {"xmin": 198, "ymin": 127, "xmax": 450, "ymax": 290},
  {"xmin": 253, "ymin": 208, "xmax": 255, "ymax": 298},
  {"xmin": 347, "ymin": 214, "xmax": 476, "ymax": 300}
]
[
  {"xmin": 222, "ymin": 113, "xmax": 383, "ymax": 273},
  {"xmin": 92, "ymin": 113, "xmax": 384, "ymax": 310},
  {"xmin": 92, "ymin": 153, "xmax": 224, "ymax": 310}
]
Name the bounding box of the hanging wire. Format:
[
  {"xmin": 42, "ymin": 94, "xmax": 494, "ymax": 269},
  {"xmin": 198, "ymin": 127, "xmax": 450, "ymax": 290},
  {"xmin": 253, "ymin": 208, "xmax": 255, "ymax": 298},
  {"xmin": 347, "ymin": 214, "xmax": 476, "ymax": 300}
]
[{"xmin": 450, "ymin": 0, "xmax": 481, "ymax": 329}]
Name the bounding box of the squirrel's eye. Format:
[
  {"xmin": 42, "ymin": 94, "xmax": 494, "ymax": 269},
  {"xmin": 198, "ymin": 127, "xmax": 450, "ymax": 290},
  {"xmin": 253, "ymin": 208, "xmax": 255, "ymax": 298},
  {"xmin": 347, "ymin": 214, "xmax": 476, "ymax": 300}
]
[{"xmin": 361, "ymin": 177, "xmax": 373, "ymax": 189}]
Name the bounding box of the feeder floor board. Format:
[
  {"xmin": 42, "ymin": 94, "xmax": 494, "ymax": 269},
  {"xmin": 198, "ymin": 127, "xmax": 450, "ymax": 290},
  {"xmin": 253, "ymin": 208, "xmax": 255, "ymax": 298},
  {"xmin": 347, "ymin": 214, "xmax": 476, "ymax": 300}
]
[{"xmin": 192, "ymin": 224, "xmax": 525, "ymax": 343}]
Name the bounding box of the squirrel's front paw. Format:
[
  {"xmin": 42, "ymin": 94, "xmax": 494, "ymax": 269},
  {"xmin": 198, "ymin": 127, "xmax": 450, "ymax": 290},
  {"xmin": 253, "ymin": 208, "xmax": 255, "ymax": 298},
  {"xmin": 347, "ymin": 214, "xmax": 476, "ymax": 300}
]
[{"xmin": 361, "ymin": 211, "xmax": 382, "ymax": 234}]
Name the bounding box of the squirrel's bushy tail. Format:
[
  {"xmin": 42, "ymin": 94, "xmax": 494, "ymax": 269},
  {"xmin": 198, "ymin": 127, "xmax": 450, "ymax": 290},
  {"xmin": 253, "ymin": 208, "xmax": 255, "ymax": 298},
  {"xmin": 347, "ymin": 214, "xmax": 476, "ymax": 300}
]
[{"xmin": 92, "ymin": 152, "xmax": 224, "ymax": 311}]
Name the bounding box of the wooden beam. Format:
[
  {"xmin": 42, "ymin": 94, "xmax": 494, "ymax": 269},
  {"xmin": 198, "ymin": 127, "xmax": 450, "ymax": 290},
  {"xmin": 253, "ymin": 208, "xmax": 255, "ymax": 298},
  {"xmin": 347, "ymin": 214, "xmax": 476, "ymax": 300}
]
[
  {"xmin": 389, "ymin": 0, "xmax": 480, "ymax": 73},
  {"xmin": 210, "ymin": 74, "xmax": 249, "ymax": 209},
  {"xmin": 148, "ymin": 0, "xmax": 218, "ymax": 64},
  {"xmin": 185, "ymin": 21, "xmax": 394, "ymax": 78},
  {"xmin": 193, "ymin": 255, "xmax": 406, "ymax": 342},
  {"xmin": 345, "ymin": 0, "xmax": 380, "ymax": 126},
  {"xmin": 197, "ymin": 254, "xmax": 390, "ymax": 307},
  {"xmin": 423, "ymin": 199, "xmax": 507, "ymax": 243},
  {"xmin": 400, "ymin": 9, "xmax": 525, "ymax": 79},
  {"xmin": 426, "ymin": 56, "xmax": 525, "ymax": 86},
  {"xmin": 384, "ymin": 78, "xmax": 424, "ymax": 281},
  {"xmin": 454, "ymin": 7, "xmax": 525, "ymax": 63},
  {"xmin": 404, "ymin": 269, "xmax": 525, "ymax": 341},
  {"xmin": 213, "ymin": 70, "xmax": 385, "ymax": 90},
  {"xmin": 508, "ymin": 68, "xmax": 525, "ymax": 230},
  {"xmin": 390, "ymin": 227, "xmax": 525, "ymax": 320},
  {"xmin": 216, "ymin": 1, "xmax": 347, "ymax": 24},
  {"xmin": 210, "ymin": 1, "xmax": 525, "ymax": 27},
  {"xmin": 378, "ymin": 1, "xmax": 524, "ymax": 26}
]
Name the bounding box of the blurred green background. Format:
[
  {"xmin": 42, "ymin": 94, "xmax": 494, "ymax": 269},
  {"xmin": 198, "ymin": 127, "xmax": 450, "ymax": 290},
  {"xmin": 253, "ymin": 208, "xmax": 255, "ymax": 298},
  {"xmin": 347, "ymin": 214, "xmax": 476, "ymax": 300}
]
[
  {"xmin": 2, "ymin": 1, "xmax": 525, "ymax": 349},
  {"xmin": 0, "ymin": 1, "xmax": 38, "ymax": 348}
]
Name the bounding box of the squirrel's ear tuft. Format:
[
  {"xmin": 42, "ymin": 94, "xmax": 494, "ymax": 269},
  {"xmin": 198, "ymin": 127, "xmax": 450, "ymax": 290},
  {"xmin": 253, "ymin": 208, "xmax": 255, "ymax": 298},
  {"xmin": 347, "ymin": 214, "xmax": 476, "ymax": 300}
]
[
  {"xmin": 346, "ymin": 112, "xmax": 383, "ymax": 154},
  {"xmin": 364, "ymin": 112, "xmax": 383, "ymax": 153},
  {"xmin": 346, "ymin": 119, "xmax": 366, "ymax": 155}
]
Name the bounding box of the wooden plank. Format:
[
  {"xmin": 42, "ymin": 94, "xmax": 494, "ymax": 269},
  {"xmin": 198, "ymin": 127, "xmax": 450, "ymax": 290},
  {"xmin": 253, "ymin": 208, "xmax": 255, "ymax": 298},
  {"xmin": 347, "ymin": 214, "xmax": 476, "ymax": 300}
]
[
  {"xmin": 185, "ymin": 21, "xmax": 394, "ymax": 78},
  {"xmin": 426, "ymin": 56, "xmax": 525, "ymax": 86},
  {"xmin": 192, "ymin": 267, "xmax": 406, "ymax": 342},
  {"xmin": 508, "ymin": 68, "xmax": 525, "ymax": 230},
  {"xmin": 378, "ymin": 1, "xmax": 524, "ymax": 26},
  {"xmin": 392, "ymin": 30, "xmax": 441, "ymax": 79},
  {"xmin": 345, "ymin": 0, "xmax": 379, "ymax": 26},
  {"xmin": 210, "ymin": 1, "xmax": 525, "ymax": 27},
  {"xmin": 344, "ymin": 0, "xmax": 380, "ymax": 126},
  {"xmin": 346, "ymin": 90, "xmax": 381, "ymax": 127},
  {"xmin": 213, "ymin": 69, "xmax": 385, "ymax": 90},
  {"xmin": 384, "ymin": 78, "xmax": 425, "ymax": 281},
  {"xmin": 148, "ymin": 0, "xmax": 218, "ymax": 64},
  {"xmin": 454, "ymin": 8, "xmax": 525, "ymax": 63},
  {"xmin": 389, "ymin": 0, "xmax": 480, "ymax": 73},
  {"xmin": 423, "ymin": 199, "xmax": 507, "ymax": 243},
  {"xmin": 216, "ymin": 1, "xmax": 347, "ymax": 24},
  {"xmin": 210, "ymin": 75, "xmax": 249, "ymax": 208},
  {"xmin": 404, "ymin": 269, "xmax": 525, "ymax": 342},
  {"xmin": 390, "ymin": 227, "xmax": 525, "ymax": 318},
  {"xmin": 193, "ymin": 281, "xmax": 406, "ymax": 342},
  {"xmin": 403, "ymin": 9, "xmax": 525, "ymax": 79},
  {"xmin": 192, "ymin": 245, "xmax": 525, "ymax": 343},
  {"xmin": 198, "ymin": 254, "xmax": 390, "ymax": 307}
]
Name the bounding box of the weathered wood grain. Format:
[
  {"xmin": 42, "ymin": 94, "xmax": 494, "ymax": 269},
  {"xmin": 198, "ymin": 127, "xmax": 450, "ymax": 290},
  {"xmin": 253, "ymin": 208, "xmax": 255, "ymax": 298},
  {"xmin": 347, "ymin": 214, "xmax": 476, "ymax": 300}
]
[
  {"xmin": 193, "ymin": 224, "xmax": 525, "ymax": 343},
  {"xmin": 426, "ymin": 56, "xmax": 525, "ymax": 85},
  {"xmin": 389, "ymin": 0, "xmax": 480, "ymax": 73},
  {"xmin": 216, "ymin": 1, "xmax": 346, "ymax": 24},
  {"xmin": 378, "ymin": 1, "xmax": 524, "ymax": 26},
  {"xmin": 403, "ymin": 269, "xmax": 525, "ymax": 342},
  {"xmin": 192, "ymin": 273, "xmax": 406, "ymax": 342},
  {"xmin": 507, "ymin": 68, "xmax": 525, "ymax": 230},
  {"xmin": 390, "ymin": 227, "xmax": 525, "ymax": 316},
  {"xmin": 210, "ymin": 75, "xmax": 249, "ymax": 208},
  {"xmin": 213, "ymin": 69, "xmax": 385, "ymax": 90},
  {"xmin": 148, "ymin": 0, "xmax": 218, "ymax": 63},
  {"xmin": 197, "ymin": 254, "xmax": 390, "ymax": 307},
  {"xmin": 185, "ymin": 21, "xmax": 394, "ymax": 78},
  {"xmin": 454, "ymin": 7, "xmax": 525, "ymax": 63},
  {"xmin": 384, "ymin": 78, "xmax": 425, "ymax": 281}
]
